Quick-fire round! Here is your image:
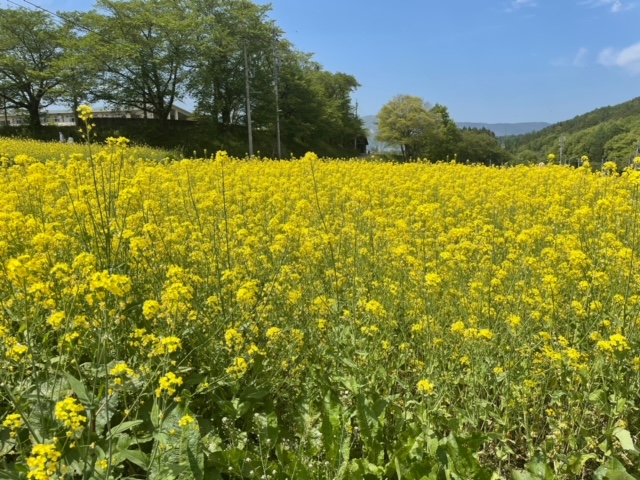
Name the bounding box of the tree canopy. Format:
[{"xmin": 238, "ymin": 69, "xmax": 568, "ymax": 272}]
[
  {"xmin": 0, "ymin": 8, "xmax": 68, "ymax": 127},
  {"xmin": 376, "ymin": 95, "xmax": 436, "ymax": 160},
  {"xmin": 504, "ymin": 96, "xmax": 640, "ymax": 168},
  {"xmin": 376, "ymin": 95, "xmax": 512, "ymax": 164},
  {"xmin": 0, "ymin": 0, "xmax": 364, "ymax": 157}
]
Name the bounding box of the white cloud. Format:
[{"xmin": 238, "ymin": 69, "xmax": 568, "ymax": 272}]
[
  {"xmin": 573, "ymin": 47, "xmax": 589, "ymax": 67},
  {"xmin": 505, "ymin": 0, "xmax": 538, "ymax": 12},
  {"xmin": 581, "ymin": 0, "xmax": 636, "ymax": 13},
  {"xmin": 598, "ymin": 42, "xmax": 640, "ymax": 74},
  {"xmin": 550, "ymin": 48, "xmax": 589, "ymax": 68}
]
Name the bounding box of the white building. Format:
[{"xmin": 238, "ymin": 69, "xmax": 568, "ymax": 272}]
[{"xmin": 0, "ymin": 105, "xmax": 192, "ymax": 127}]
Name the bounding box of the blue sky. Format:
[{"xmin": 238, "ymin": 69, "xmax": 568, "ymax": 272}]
[{"xmin": 5, "ymin": 0, "xmax": 640, "ymax": 123}]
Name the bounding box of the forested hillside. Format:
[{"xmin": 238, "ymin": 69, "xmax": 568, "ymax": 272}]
[{"xmin": 505, "ymin": 97, "xmax": 640, "ymax": 166}]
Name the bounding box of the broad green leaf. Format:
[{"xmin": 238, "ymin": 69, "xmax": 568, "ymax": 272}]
[
  {"xmin": 321, "ymin": 391, "xmax": 342, "ymax": 464},
  {"xmin": 120, "ymin": 449, "xmax": 149, "ymax": 470},
  {"xmin": 95, "ymin": 393, "xmax": 119, "ymax": 435},
  {"xmin": 108, "ymin": 420, "xmax": 144, "ymax": 439},
  {"xmin": 64, "ymin": 372, "xmax": 92, "ymax": 406},
  {"xmin": 594, "ymin": 457, "xmax": 637, "ymax": 480},
  {"xmin": 150, "ymin": 404, "xmax": 203, "ymax": 480},
  {"xmin": 512, "ymin": 472, "xmax": 535, "ymax": 480},
  {"xmin": 614, "ymin": 428, "xmax": 639, "ymax": 454}
]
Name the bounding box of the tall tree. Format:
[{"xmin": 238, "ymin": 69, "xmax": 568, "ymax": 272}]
[
  {"xmin": 54, "ymin": 11, "xmax": 98, "ymax": 126},
  {"xmin": 458, "ymin": 127, "xmax": 512, "ymax": 165},
  {"xmin": 187, "ymin": 0, "xmax": 364, "ymax": 157},
  {"xmin": 79, "ymin": 0, "xmax": 197, "ymax": 127},
  {"xmin": 0, "ymin": 8, "xmax": 67, "ymax": 128},
  {"xmin": 424, "ymin": 103, "xmax": 462, "ymax": 161},
  {"xmin": 188, "ymin": 0, "xmax": 274, "ymax": 131},
  {"xmin": 376, "ymin": 95, "xmax": 436, "ymax": 160}
]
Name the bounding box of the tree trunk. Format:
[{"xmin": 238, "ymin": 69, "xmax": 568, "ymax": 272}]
[
  {"xmin": 72, "ymin": 97, "xmax": 80, "ymax": 127},
  {"xmin": 27, "ymin": 103, "xmax": 41, "ymax": 130}
]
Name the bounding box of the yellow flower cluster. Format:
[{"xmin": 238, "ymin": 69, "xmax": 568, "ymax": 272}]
[
  {"xmin": 179, "ymin": 414, "xmax": 196, "ymax": 428},
  {"xmin": 226, "ymin": 357, "xmax": 249, "ymax": 378},
  {"xmin": 3, "ymin": 413, "xmax": 23, "ymax": 437},
  {"xmin": 0, "ymin": 141, "xmax": 639, "ymax": 477},
  {"xmin": 156, "ymin": 372, "xmax": 183, "ymax": 397},
  {"xmin": 597, "ymin": 333, "xmax": 630, "ymax": 353},
  {"xmin": 417, "ymin": 379, "xmax": 435, "ymax": 395},
  {"xmin": 54, "ymin": 397, "xmax": 87, "ymax": 436},
  {"xmin": 26, "ymin": 444, "xmax": 61, "ymax": 480},
  {"xmin": 110, "ymin": 361, "xmax": 136, "ymax": 385}
]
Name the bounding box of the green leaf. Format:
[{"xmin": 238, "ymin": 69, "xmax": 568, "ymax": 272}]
[
  {"xmin": 605, "ymin": 473, "xmax": 639, "ymax": 480},
  {"xmin": 512, "ymin": 472, "xmax": 535, "ymax": 480},
  {"xmin": 64, "ymin": 372, "xmax": 92, "ymax": 406},
  {"xmin": 0, "ymin": 467, "xmax": 21, "ymax": 480},
  {"xmin": 240, "ymin": 385, "xmax": 269, "ymax": 400},
  {"xmin": 151, "ymin": 400, "xmax": 161, "ymax": 429},
  {"xmin": 150, "ymin": 404, "xmax": 203, "ymax": 480},
  {"xmin": 567, "ymin": 452, "xmax": 598, "ymax": 475},
  {"xmin": 108, "ymin": 420, "xmax": 144, "ymax": 439},
  {"xmin": 120, "ymin": 449, "xmax": 149, "ymax": 470},
  {"xmin": 255, "ymin": 411, "xmax": 279, "ymax": 447},
  {"xmin": 594, "ymin": 457, "xmax": 637, "ymax": 480},
  {"xmin": 0, "ymin": 428, "xmax": 16, "ymax": 457},
  {"xmin": 525, "ymin": 458, "xmax": 554, "ymax": 480},
  {"xmin": 95, "ymin": 392, "xmax": 119, "ymax": 435},
  {"xmin": 181, "ymin": 416, "xmax": 204, "ymax": 480},
  {"xmin": 614, "ymin": 428, "xmax": 639, "ymax": 454},
  {"xmin": 320, "ymin": 391, "xmax": 342, "ymax": 465}
]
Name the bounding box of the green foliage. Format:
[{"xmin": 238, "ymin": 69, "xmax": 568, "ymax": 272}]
[
  {"xmin": 376, "ymin": 98, "xmax": 513, "ymax": 164},
  {"xmin": 376, "ymin": 95, "xmax": 436, "ymax": 160},
  {"xmin": 457, "ymin": 127, "xmax": 512, "ymax": 165},
  {"xmin": 0, "ymin": 8, "xmax": 68, "ymax": 127},
  {"xmin": 78, "ymin": 0, "xmax": 197, "ymax": 125},
  {"xmin": 0, "ymin": 0, "xmax": 364, "ymax": 156},
  {"xmin": 507, "ymin": 97, "xmax": 640, "ymax": 169}
]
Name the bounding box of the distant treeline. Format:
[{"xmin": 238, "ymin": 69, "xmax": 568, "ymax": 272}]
[
  {"xmin": 0, "ymin": 0, "xmax": 365, "ymax": 158},
  {"xmin": 504, "ymin": 97, "xmax": 640, "ymax": 167},
  {"xmin": 0, "ymin": 117, "xmax": 358, "ymax": 159}
]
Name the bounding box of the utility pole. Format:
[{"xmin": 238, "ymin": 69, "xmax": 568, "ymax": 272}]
[
  {"xmin": 273, "ymin": 29, "xmax": 282, "ymax": 159},
  {"xmin": 560, "ymin": 135, "xmax": 566, "ymax": 165},
  {"xmin": 244, "ymin": 41, "xmax": 254, "ymax": 157},
  {"xmin": 354, "ymin": 100, "xmax": 358, "ymax": 151}
]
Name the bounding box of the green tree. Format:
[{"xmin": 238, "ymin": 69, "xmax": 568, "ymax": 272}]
[
  {"xmin": 0, "ymin": 8, "xmax": 68, "ymax": 128},
  {"xmin": 187, "ymin": 0, "xmax": 274, "ymax": 132},
  {"xmin": 268, "ymin": 53, "xmax": 363, "ymax": 157},
  {"xmin": 457, "ymin": 128, "xmax": 512, "ymax": 165},
  {"xmin": 376, "ymin": 95, "xmax": 436, "ymax": 160},
  {"xmin": 54, "ymin": 12, "xmax": 99, "ymax": 127},
  {"xmin": 79, "ymin": 0, "xmax": 197, "ymax": 128},
  {"xmin": 514, "ymin": 149, "xmax": 541, "ymax": 165},
  {"xmin": 424, "ymin": 103, "xmax": 461, "ymax": 161},
  {"xmin": 186, "ymin": 0, "xmax": 364, "ymax": 157}
]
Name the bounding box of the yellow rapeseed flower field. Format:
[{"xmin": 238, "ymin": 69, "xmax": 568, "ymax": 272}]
[{"xmin": 0, "ymin": 130, "xmax": 638, "ymax": 478}]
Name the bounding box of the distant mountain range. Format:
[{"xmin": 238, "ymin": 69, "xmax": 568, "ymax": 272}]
[
  {"xmin": 456, "ymin": 122, "xmax": 551, "ymax": 136},
  {"xmin": 361, "ymin": 115, "xmax": 550, "ymax": 151}
]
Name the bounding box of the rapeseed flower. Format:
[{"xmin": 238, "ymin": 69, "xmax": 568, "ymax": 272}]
[
  {"xmin": 417, "ymin": 379, "xmax": 435, "ymax": 395},
  {"xmin": 27, "ymin": 444, "xmax": 61, "ymax": 480},
  {"xmin": 55, "ymin": 397, "xmax": 87, "ymax": 436},
  {"xmin": 156, "ymin": 372, "xmax": 183, "ymax": 397}
]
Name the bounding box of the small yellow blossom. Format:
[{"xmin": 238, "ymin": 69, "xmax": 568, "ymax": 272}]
[
  {"xmin": 226, "ymin": 357, "xmax": 249, "ymax": 379},
  {"xmin": 179, "ymin": 415, "xmax": 196, "ymax": 428},
  {"xmin": 156, "ymin": 372, "xmax": 183, "ymax": 397},
  {"xmin": 417, "ymin": 379, "xmax": 435, "ymax": 395}
]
